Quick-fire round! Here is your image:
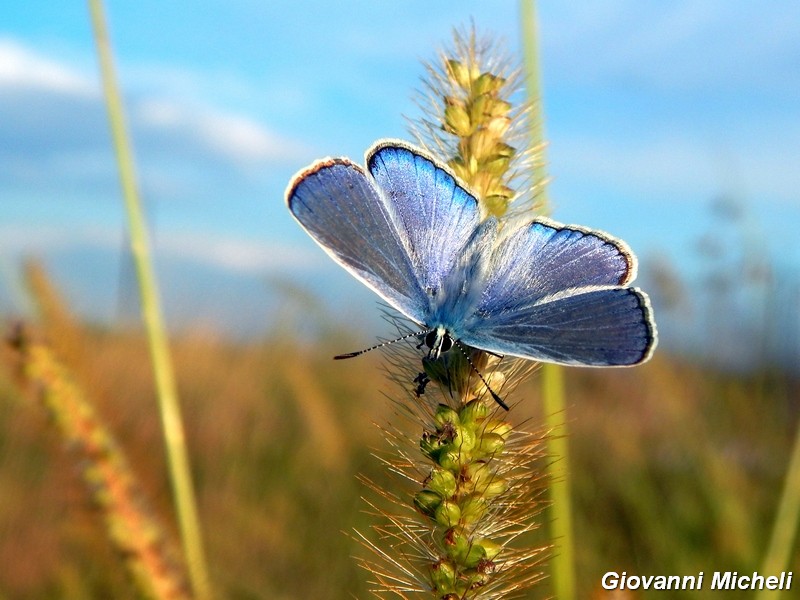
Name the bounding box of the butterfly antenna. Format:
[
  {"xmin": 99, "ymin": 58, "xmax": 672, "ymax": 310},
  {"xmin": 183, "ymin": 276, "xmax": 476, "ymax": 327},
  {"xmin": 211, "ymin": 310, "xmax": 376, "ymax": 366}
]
[
  {"xmin": 334, "ymin": 329, "xmax": 430, "ymax": 360},
  {"xmin": 452, "ymin": 339, "xmax": 509, "ymax": 411}
]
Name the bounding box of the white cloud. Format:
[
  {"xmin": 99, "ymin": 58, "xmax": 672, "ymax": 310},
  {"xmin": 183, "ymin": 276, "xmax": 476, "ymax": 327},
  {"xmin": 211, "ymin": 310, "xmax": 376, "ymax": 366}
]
[
  {"xmin": 136, "ymin": 99, "xmax": 306, "ymax": 166},
  {"xmin": 0, "ymin": 36, "xmax": 307, "ymax": 192},
  {"xmin": 153, "ymin": 232, "xmax": 319, "ymax": 273},
  {"xmin": 0, "ymin": 38, "xmax": 95, "ymax": 96},
  {"xmin": 0, "ymin": 223, "xmax": 319, "ymax": 275},
  {"xmin": 0, "ymin": 224, "xmax": 121, "ymax": 258}
]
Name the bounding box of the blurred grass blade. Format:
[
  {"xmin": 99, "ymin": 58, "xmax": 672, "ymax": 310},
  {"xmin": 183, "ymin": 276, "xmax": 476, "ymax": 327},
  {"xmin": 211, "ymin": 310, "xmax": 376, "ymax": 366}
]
[
  {"xmin": 757, "ymin": 418, "xmax": 800, "ymax": 600},
  {"xmin": 519, "ymin": 0, "xmax": 550, "ymax": 215},
  {"xmin": 14, "ymin": 333, "xmax": 192, "ymax": 600},
  {"xmin": 540, "ymin": 364, "xmax": 574, "ymax": 600},
  {"xmin": 87, "ymin": 1, "xmax": 211, "ymax": 598},
  {"xmin": 520, "ymin": 2, "xmax": 576, "ymax": 599}
]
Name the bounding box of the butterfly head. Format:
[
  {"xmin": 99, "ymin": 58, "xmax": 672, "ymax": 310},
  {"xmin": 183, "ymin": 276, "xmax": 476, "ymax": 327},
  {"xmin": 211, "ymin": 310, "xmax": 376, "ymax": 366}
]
[{"xmin": 424, "ymin": 326, "xmax": 454, "ymax": 360}]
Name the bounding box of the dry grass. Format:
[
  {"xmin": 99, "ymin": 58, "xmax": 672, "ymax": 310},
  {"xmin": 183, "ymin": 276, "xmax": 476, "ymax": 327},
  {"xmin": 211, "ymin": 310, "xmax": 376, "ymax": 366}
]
[{"xmin": 0, "ymin": 271, "xmax": 796, "ymax": 598}]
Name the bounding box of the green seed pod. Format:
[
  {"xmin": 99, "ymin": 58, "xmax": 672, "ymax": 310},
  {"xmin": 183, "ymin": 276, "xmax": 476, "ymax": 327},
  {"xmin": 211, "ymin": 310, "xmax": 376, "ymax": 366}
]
[
  {"xmin": 413, "ymin": 490, "xmax": 442, "ymax": 517},
  {"xmin": 485, "ymin": 98, "xmax": 513, "ymax": 118},
  {"xmin": 459, "ymin": 398, "xmax": 489, "ymax": 424},
  {"xmin": 466, "ymin": 567, "xmax": 491, "ymax": 590},
  {"xmin": 476, "ymin": 432, "xmax": 506, "ymax": 457},
  {"xmin": 463, "ymin": 541, "xmax": 488, "ymax": 569},
  {"xmin": 471, "ymin": 72, "xmax": 503, "ymax": 96},
  {"xmin": 430, "ymin": 558, "xmax": 457, "ymax": 593},
  {"xmin": 420, "ymin": 432, "xmax": 446, "ymax": 460},
  {"xmin": 468, "ymin": 129, "xmax": 496, "ymax": 161},
  {"xmin": 483, "ymin": 419, "xmax": 513, "ymax": 439},
  {"xmin": 453, "ymin": 423, "xmax": 477, "ymax": 453},
  {"xmin": 485, "ymin": 115, "xmax": 511, "ymax": 139},
  {"xmin": 444, "ymin": 100, "xmax": 472, "ymax": 137},
  {"xmin": 482, "ymin": 475, "xmax": 508, "ymax": 498},
  {"xmin": 434, "ymin": 404, "xmax": 460, "ymax": 430},
  {"xmin": 428, "ymin": 467, "xmax": 457, "ymax": 497},
  {"xmin": 477, "ymin": 538, "xmax": 503, "ymax": 561},
  {"xmin": 443, "ymin": 527, "xmax": 471, "ymax": 561},
  {"xmin": 463, "ymin": 460, "xmax": 492, "ymax": 486},
  {"xmin": 437, "ymin": 448, "xmax": 463, "ymax": 471},
  {"xmin": 483, "ymin": 154, "xmax": 511, "ymax": 177},
  {"xmin": 435, "ymin": 499, "xmax": 462, "ymax": 527},
  {"xmin": 492, "ymin": 141, "xmax": 515, "ymax": 158},
  {"xmin": 483, "ymin": 194, "xmax": 511, "ymax": 213},
  {"xmin": 482, "ymin": 196, "xmax": 509, "ymax": 217},
  {"xmin": 445, "ymin": 59, "xmax": 471, "ymax": 89},
  {"xmin": 460, "ymin": 493, "xmax": 489, "ymax": 525},
  {"xmin": 466, "ymin": 154, "xmax": 479, "ymax": 176},
  {"xmin": 469, "ymin": 93, "xmax": 490, "ymax": 124}
]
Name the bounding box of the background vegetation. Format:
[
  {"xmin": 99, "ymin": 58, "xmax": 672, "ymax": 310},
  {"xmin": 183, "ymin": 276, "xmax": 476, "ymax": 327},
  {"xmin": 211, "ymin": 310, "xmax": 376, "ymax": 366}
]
[{"xmin": 0, "ymin": 251, "xmax": 797, "ymax": 598}]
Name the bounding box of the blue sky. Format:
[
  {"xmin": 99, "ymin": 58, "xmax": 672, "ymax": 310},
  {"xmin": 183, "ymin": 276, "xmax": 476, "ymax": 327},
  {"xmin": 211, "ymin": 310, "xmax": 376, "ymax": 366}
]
[{"xmin": 1, "ymin": 1, "xmax": 798, "ymax": 351}]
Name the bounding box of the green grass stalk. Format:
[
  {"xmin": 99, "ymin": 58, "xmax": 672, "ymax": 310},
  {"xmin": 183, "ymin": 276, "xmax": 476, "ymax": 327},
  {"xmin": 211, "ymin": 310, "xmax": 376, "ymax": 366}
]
[
  {"xmin": 520, "ymin": 2, "xmax": 576, "ymax": 599},
  {"xmin": 757, "ymin": 416, "xmax": 800, "ymax": 600},
  {"xmin": 87, "ymin": 2, "xmax": 211, "ymax": 598}
]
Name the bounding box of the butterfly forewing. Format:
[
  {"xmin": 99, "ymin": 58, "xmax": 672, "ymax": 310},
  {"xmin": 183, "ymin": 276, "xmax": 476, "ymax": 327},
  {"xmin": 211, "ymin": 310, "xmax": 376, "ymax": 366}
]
[
  {"xmin": 367, "ymin": 142, "xmax": 482, "ymax": 299},
  {"xmin": 286, "ymin": 158, "xmax": 428, "ymax": 323}
]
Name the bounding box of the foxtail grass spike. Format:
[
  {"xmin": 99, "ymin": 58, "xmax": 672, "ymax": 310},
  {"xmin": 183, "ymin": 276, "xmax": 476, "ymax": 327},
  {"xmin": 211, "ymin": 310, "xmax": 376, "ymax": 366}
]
[
  {"xmin": 24, "ymin": 260, "xmax": 91, "ymax": 383},
  {"xmin": 357, "ymin": 27, "xmax": 551, "ymax": 599},
  {"xmin": 10, "ymin": 328, "xmax": 192, "ymax": 600},
  {"xmin": 87, "ymin": 2, "xmax": 211, "ymax": 598}
]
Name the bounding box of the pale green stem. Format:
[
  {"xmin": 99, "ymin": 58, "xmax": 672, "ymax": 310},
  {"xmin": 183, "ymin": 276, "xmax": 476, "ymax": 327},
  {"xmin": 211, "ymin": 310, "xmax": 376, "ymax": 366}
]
[
  {"xmin": 520, "ymin": 2, "xmax": 576, "ymax": 599},
  {"xmin": 519, "ymin": 0, "xmax": 550, "ymax": 213},
  {"xmin": 541, "ymin": 364, "xmax": 575, "ymax": 600},
  {"xmin": 756, "ymin": 413, "xmax": 800, "ymax": 600},
  {"xmin": 87, "ymin": 2, "xmax": 211, "ymax": 598}
]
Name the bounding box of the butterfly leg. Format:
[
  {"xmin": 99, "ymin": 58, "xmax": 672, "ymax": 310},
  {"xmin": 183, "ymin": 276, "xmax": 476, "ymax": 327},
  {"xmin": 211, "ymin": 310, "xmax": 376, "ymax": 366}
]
[{"xmin": 413, "ymin": 372, "xmax": 430, "ymax": 397}]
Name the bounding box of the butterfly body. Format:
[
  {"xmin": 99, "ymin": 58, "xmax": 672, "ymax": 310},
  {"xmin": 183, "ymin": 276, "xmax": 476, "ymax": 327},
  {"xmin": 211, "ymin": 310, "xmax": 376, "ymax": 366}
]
[{"xmin": 286, "ymin": 140, "xmax": 657, "ymax": 369}]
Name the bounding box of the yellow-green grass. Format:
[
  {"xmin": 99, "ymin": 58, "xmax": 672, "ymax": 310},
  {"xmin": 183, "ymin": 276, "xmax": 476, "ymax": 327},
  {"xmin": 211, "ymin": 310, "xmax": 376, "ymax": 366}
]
[{"xmin": 0, "ymin": 288, "xmax": 795, "ymax": 598}]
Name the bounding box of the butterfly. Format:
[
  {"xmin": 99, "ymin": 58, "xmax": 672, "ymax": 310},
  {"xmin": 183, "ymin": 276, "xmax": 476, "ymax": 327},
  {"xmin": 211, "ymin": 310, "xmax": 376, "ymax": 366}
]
[{"xmin": 286, "ymin": 140, "xmax": 657, "ymax": 406}]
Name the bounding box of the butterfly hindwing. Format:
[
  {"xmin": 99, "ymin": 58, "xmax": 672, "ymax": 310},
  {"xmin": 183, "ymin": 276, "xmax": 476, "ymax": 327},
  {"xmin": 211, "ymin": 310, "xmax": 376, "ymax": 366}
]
[
  {"xmin": 462, "ymin": 285, "xmax": 655, "ymax": 365},
  {"xmin": 459, "ymin": 218, "xmax": 656, "ymax": 365},
  {"xmin": 482, "ymin": 218, "xmax": 636, "ymax": 303}
]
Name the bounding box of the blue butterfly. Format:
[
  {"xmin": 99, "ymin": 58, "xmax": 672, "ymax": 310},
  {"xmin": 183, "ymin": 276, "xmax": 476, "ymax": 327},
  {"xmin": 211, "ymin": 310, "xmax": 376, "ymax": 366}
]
[{"xmin": 286, "ymin": 140, "xmax": 657, "ymax": 404}]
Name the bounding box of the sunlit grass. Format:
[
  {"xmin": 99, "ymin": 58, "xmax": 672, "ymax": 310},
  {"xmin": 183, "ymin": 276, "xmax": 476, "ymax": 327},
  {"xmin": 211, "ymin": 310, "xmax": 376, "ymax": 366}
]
[
  {"xmin": 520, "ymin": 3, "xmax": 575, "ymax": 598},
  {"xmin": 87, "ymin": 1, "xmax": 210, "ymax": 596},
  {"xmin": 0, "ymin": 264, "xmax": 796, "ymax": 598}
]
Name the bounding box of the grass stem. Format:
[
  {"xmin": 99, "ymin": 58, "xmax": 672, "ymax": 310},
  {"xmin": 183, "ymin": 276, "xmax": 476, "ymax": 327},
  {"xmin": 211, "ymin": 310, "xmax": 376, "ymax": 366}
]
[
  {"xmin": 87, "ymin": 2, "xmax": 211, "ymax": 598},
  {"xmin": 520, "ymin": 2, "xmax": 576, "ymax": 599},
  {"xmin": 757, "ymin": 412, "xmax": 800, "ymax": 600}
]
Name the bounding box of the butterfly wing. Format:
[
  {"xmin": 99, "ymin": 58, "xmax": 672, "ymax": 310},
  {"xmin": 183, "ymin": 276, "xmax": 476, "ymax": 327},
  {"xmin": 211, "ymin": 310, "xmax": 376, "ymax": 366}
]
[
  {"xmin": 367, "ymin": 141, "xmax": 482, "ymax": 298},
  {"xmin": 286, "ymin": 157, "xmax": 429, "ymax": 323},
  {"xmin": 459, "ymin": 218, "xmax": 657, "ymax": 365},
  {"xmin": 286, "ymin": 141, "xmax": 482, "ymax": 325}
]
